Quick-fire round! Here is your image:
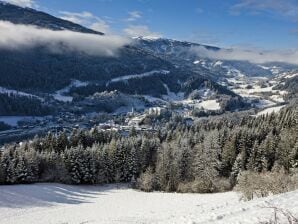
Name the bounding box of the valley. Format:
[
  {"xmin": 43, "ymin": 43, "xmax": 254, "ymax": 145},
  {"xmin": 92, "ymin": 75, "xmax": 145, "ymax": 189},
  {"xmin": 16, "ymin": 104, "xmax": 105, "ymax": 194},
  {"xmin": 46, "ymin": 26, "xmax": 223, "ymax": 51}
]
[
  {"xmin": 0, "ymin": 1, "xmax": 297, "ymax": 224},
  {"xmin": 0, "ymin": 57, "xmax": 294, "ymax": 145}
]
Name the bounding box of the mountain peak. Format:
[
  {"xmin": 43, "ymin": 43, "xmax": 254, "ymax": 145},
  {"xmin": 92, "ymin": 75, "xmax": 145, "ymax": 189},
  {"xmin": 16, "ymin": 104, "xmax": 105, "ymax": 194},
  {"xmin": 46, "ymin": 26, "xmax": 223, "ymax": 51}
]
[
  {"xmin": 133, "ymin": 36, "xmax": 162, "ymax": 41},
  {"xmin": 0, "ymin": 2, "xmax": 104, "ymax": 35}
]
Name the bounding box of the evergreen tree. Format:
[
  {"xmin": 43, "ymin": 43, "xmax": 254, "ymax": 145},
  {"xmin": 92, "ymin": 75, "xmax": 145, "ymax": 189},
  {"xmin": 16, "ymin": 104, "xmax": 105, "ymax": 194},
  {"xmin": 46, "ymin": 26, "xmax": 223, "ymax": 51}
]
[
  {"xmin": 0, "ymin": 152, "xmax": 6, "ymax": 184},
  {"xmin": 56, "ymin": 131, "xmax": 68, "ymax": 153}
]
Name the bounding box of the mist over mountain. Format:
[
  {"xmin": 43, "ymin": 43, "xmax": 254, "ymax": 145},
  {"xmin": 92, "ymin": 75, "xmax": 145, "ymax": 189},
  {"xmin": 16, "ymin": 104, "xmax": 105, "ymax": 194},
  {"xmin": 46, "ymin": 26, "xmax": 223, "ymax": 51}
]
[{"xmin": 0, "ymin": 1, "xmax": 296, "ymax": 117}]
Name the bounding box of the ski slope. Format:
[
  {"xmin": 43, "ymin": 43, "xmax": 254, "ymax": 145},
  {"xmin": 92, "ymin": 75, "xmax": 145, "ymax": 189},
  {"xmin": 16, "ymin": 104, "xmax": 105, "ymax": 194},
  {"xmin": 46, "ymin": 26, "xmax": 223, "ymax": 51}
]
[
  {"xmin": 108, "ymin": 70, "xmax": 170, "ymax": 84},
  {"xmin": 0, "ymin": 184, "xmax": 297, "ymax": 224}
]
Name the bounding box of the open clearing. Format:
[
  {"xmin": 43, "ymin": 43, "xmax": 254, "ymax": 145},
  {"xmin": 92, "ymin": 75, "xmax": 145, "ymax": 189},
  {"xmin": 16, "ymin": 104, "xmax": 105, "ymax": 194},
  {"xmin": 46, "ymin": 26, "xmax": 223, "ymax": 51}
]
[{"xmin": 0, "ymin": 184, "xmax": 297, "ymax": 224}]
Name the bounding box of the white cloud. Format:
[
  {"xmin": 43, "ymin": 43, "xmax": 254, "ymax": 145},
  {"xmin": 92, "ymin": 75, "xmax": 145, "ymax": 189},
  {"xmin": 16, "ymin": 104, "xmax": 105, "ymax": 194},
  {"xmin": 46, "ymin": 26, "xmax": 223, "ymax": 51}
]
[
  {"xmin": 123, "ymin": 25, "xmax": 162, "ymax": 38},
  {"xmin": 60, "ymin": 11, "xmax": 93, "ymax": 24},
  {"xmin": 191, "ymin": 46, "xmax": 298, "ymax": 65},
  {"xmin": 0, "ymin": 21, "xmax": 130, "ymax": 56},
  {"xmin": 90, "ymin": 21, "xmax": 110, "ymax": 33},
  {"xmin": 2, "ymin": 0, "xmax": 36, "ymax": 7},
  {"xmin": 230, "ymin": 0, "xmax": 298, "ymax": 21},
  {"xmin": 59, "ymin": 11, "xmax": 111, "ymax": 34},
  {"xmin": 126, "ymin": 11, "xmax": 142, "ymax": 22}
]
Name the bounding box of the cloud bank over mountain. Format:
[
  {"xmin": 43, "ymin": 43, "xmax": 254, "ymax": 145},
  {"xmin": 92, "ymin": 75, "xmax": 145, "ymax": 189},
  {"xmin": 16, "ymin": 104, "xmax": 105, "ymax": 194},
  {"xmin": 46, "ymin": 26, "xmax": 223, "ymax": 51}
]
[
  {"xmin": 0, "ymin": 21, "xmax": 130, "ymax": 56},
  {"xmin": 2, "ymin": 0, "xmax": 36, "ymax": 8},
  {"xmin": 192, "ymin": 46, "xmax": 298, "ymax": 65}
]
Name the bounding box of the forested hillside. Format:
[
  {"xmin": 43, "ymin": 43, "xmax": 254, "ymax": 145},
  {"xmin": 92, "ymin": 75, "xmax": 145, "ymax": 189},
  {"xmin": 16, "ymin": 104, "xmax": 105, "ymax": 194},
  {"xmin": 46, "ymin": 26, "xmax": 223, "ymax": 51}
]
[
  {"xmin": 0, "ymin": 106, "xmax": 297, "ymax": 194},
  {"xmin": 0, "ymin": 93, "xmax": 53, "ymax": 116},
  {"xmin": 0, "ymin": 46, "xmax": 173, "ymax": 92}
]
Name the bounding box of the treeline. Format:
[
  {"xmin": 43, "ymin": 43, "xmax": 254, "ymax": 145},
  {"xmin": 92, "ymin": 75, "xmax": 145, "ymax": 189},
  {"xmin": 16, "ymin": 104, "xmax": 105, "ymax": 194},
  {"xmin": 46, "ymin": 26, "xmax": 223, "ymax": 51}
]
[
  {"xmin": 283, "ymin": 76, "xmax": 298, "ymax": 100},
  {"xmin": 0, "ymin": 93, "xmax": 53, "ymax": 116},
  {"xmin": 70, "ymin": 72, "xmax": 182, "ymax": 98},
  {"xmin": 0, "ymin": 107, "xmax": 297, "ymax": 194},
  {"xmin": 70, "ymin": 73, "xmax": 238, "ymax": 101},
  {"xmin": 0, "ymin": 46, "xmax": 171, "ymax": 92}
]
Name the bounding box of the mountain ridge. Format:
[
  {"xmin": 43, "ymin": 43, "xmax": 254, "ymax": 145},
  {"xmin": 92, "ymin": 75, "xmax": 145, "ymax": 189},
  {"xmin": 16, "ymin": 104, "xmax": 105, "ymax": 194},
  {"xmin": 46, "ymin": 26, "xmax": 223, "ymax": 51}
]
[
  {"xmin": 0, "ymin": 2, "xmax": 294, "ymax": 118},
  {"xmin": 0, "ymin": 1, "xmax": 103, "ymax": 34}
]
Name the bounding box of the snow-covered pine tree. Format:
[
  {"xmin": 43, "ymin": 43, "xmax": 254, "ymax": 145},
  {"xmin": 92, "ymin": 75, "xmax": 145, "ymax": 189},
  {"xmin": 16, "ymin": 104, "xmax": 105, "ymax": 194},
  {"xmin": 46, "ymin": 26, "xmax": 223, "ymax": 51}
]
[
  {"xmin": 25, "ymin": 149, "xmax": 39, "ymax": 182},
  {"xmin": 56, "ymin": 131, "xmax": 68, "ymax": 153},
  {"xmin": 15, "ymin": 153, "xmax": 28, "ymax": 183},
  {"xmin": 0, "ymin": 151, "xmax": 6, "ymax": 184},
  {"xmin": 221, "ymin": 133, "xmax": 237, "ymax": 176}
]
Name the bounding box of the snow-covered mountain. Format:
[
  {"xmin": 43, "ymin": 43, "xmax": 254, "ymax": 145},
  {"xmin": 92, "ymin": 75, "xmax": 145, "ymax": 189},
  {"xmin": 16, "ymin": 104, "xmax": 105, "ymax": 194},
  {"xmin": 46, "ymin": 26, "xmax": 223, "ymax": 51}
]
[
  {"xmin": 134, "ymin": 37, "xmax": 296, "ymax": 78},
  {"xmin": 0, "ymin": 3, "xmax": 240, "ymax": 102},
  {"xmin": 133, "ymin": 37, "xmax": 297, "ymax": 112},
  {"xmin": 0, "ymin": 2, "xmax": 296, "ymax": 116}
]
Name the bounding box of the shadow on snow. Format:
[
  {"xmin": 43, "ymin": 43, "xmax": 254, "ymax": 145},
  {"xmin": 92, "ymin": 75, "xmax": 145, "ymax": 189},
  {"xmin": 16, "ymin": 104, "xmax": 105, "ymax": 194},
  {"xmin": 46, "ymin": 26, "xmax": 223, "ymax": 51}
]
[{"xmin": 0, "ymin": 183, "xmax": 127, "ymax": 208}]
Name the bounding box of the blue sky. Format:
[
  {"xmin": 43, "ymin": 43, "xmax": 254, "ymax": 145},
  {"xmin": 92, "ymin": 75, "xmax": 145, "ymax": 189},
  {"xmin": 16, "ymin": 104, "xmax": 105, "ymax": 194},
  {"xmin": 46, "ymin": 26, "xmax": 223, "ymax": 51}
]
[{"xmin": 5, "ymin": 0, "xmax": 298, "ymax": 49}]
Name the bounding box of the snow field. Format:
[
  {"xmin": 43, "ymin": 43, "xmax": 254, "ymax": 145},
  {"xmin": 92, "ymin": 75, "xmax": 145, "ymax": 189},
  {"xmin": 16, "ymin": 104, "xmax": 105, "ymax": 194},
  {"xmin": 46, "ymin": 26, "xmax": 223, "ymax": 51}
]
[
  {"xmin": 257, "ymin": 105, "xmax": 286, "ymax": 116},
  {"xmin": 198, "ymin": 99, "xmax": 220, "ymax": 110},
  {"xmin": 0, "ymin": 184, "xmax": 297, "ymax": 224}
]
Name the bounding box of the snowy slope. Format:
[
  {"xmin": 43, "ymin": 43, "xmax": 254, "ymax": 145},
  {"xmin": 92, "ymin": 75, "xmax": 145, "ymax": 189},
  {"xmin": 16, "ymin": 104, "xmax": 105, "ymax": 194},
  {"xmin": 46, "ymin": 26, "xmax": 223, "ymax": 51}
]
[
  {"xmin": 198, "ymin": 100, "xmax": 220, "ymax": 110},
  {"xmin": 257, "ymin": 105, "xmax": 286, "ymax": 116},
  {"xmin": 107, "ymin": 70, "xmax": 170, "ymax": 85},
  {"xmin": 0, "ymin": 87, "xmax": 43, "ymax": 101},
  {"xmin": 0, "ymin": 184, "xmax": 297, "ymax": 224},
  {"xmin": 53, "ymin": 80, "xmax": 88, "ymax": 102}
]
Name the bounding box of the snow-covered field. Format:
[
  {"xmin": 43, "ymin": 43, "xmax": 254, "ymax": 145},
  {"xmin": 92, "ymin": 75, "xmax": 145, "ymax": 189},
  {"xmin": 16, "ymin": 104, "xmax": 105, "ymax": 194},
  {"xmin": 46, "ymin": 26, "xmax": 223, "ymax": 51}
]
[
  {"xmin": 225, "ymin": 75, "xmax": 288, "ymax": 109},
  {"xmin": 257, "ymin": 105, "xmax": 286, "ymax": 116},
  {"xmin": 179, "ymin": 99, "xmax": 221, "ymax": 110},
  {"xmin": 197, "ymin": 99, "xmax": 220, "ymax": 110},
  {"xmin": 0, "ymin": 184, "xmax": 297, "ymax": 224}
]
